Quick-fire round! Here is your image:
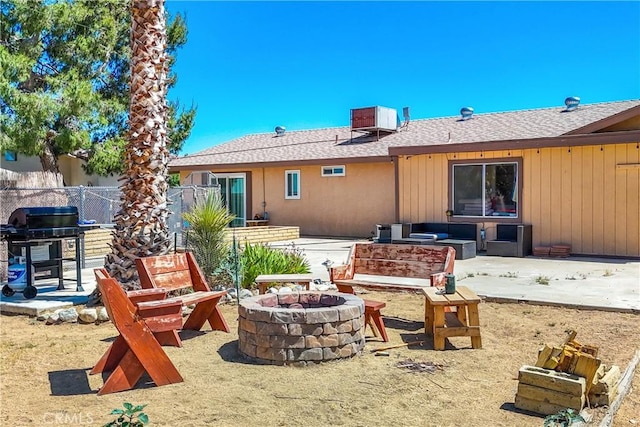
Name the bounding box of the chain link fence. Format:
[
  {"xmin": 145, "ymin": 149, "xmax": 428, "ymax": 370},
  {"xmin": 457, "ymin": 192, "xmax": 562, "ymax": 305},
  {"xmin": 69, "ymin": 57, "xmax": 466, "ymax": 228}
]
[{"xmin": 0, "ymin": 185, "xmax": 220, "ymax": 246}]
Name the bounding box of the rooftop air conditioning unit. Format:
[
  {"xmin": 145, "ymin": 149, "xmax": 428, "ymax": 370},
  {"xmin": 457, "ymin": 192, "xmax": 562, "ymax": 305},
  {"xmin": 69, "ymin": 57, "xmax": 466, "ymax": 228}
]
[{"xmin": 351, "ymin": 106, "xmax": 397, "ymax": 132}]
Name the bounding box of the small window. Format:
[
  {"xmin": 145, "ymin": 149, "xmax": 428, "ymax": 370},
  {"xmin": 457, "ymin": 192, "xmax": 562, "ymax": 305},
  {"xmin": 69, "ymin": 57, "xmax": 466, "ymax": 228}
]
[
  {"xmin": 321, "ymin": 165, "xmax": 345, "ymax": 177},
  {"xmin": 3, "ymin": 151, "xmax": 17, "ymax": 161},
  {"xmin": 285, "ymin": 170, "xmax": 300, "ymax": 199}
]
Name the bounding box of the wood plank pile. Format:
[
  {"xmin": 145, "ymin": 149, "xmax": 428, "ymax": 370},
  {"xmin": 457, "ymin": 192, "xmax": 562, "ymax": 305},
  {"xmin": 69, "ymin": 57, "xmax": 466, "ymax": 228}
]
[
  {"xmin": 515, "ymin": 330, "xmax": 621, "ymax": 415},
  {"xmin": 533, "ymin": 244, "xmax": 572, "ymax": 257},
  {"xmin": 549, "ymin": 245, "xmax": 572, "ymax": 258},
  {"xmin": 533, "ymin": 246, "xmax": 551, "ymax": 257}
]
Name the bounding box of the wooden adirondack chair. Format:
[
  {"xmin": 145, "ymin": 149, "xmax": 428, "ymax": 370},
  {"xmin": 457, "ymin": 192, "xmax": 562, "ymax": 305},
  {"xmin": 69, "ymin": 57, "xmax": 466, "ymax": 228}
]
[
  {"xmin": 94, "ymin": 268, "xmax": 183, "ymax": 347},
  {"xmin": 91, "ymin": 270, "xmax": 184, "ymax": 395}
]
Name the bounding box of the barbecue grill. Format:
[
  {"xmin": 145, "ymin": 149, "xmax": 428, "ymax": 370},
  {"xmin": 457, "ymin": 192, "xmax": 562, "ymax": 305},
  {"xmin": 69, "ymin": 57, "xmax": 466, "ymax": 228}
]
[{"xmin": 1, "ymin": 206, "xmax": 88, "ymax": 299}]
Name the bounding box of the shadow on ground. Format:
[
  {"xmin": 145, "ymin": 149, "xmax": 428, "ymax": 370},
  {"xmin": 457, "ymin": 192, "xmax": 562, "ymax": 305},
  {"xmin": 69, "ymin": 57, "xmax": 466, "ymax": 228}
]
[
  {"xmin": 499, "ymin": 402, "xmax": 545, "ymax": 419},
  {"xmin": 217, "ymin": 340, "xmax": 259, "ymax": 365},
  {"xmin": 48, "ymin": 369, "xmax": 95, "ymax": 396},
  {"xmin": 383, "ymin": 316, "xmax": 423, "ymax": 332}
]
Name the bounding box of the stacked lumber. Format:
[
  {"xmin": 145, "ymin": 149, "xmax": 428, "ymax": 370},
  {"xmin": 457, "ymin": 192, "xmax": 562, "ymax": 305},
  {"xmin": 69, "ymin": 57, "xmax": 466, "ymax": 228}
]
[
  {"xmin": 533, "ymin": 244, "xmax": 572, "ymax": 258},
  {"xmin": 515, "ymin": 330, "xmax": 620, "ymax": 415},
  {"xmin": 533, "ymin": 246, "xmax": 551, "ymax": 257},
  {"xmin": 549, "ymin": 245, "xmax": 571, "ymax": 258}
]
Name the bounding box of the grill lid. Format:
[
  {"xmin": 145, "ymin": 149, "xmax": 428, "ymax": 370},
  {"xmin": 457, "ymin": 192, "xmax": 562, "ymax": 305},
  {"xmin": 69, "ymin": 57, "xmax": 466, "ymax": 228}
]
[{"xmin": 8, "ymin": 206, "xmax": 79, "ymax": 229}]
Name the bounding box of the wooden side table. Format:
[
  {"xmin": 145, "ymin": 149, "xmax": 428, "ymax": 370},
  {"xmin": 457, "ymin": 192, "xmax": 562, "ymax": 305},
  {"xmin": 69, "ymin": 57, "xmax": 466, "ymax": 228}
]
[
  {"xmin": 422, "ymin": 285, "xmax": 482, "ymax": 350},
  {"xmin": 255, "ymin": 274, "xmax": 313, "ymax": 294}
]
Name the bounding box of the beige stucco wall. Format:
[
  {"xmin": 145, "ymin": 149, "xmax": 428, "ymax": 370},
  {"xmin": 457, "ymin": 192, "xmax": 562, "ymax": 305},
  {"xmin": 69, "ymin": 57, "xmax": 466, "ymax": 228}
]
[
  {"xmin": 58, "ymin": 156, "xmax": 93, "ymax": 186},
  {"xmin": 180, "ymin": 162, "xmax": 395, "ymax": 238},
  {"xmin": 1, "ymin": 154, "xmax": 119, "ymax": 187},
  {"xmin": 397, "ymin": 142, "xmax": 640, "ymax": 257},
  {"xmin": 0, "ymin": 154, "xmax": 42, "ymax": 172}
]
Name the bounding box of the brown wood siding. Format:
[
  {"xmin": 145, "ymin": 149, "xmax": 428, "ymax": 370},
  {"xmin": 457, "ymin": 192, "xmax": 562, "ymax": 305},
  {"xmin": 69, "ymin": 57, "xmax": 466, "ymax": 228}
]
[
  {"xmin": 398, "ymin": 143, "xmax": 640, "ymax": 257},
  {"xmin": 624, "ymin": 143, "xmax": 640, "ymax": 256}
]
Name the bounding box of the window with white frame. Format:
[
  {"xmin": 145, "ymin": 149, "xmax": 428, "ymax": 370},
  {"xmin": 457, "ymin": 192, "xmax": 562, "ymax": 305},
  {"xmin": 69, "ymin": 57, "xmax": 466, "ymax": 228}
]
[
  {"xmin": 285, "ymin": 170, "xmax": 300, "ymax": 199},
  {"xmin": 321, "ymin": 165, "xmax": 345, "ymax": 177},
  {"xmin": 451, "ymin": 160, "xmax": 519, "ymax": 218}
]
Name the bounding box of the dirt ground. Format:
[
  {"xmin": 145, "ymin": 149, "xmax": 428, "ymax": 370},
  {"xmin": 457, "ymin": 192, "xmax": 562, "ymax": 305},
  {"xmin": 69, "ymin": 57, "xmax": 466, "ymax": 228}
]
[{"xmin": 1, "ymin": 292, "xmax": 638, "ymax": 427}]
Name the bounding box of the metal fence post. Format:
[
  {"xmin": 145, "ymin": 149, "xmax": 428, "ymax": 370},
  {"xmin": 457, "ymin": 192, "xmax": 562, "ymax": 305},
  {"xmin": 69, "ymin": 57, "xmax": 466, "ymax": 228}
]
[{"xmin": 78, "ymin": 185, "xmax": 85, "ymax": 222}]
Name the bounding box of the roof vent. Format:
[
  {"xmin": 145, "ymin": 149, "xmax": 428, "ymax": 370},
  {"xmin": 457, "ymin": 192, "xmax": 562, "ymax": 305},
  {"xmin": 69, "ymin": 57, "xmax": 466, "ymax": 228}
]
[
  {"xmin": 460, "ymin": 107, "xmax": 474, "ymax": 120},
  {"xmin": 564, "ymin": 96, "xmax": 580, "ymax": 111},
  {"xmin": 399, "ymin": 106, "xmax": 410, "ymax": 129},
  {"xmin": 275, "ymin": 126, "xmax": 286, "ymax": 136}
]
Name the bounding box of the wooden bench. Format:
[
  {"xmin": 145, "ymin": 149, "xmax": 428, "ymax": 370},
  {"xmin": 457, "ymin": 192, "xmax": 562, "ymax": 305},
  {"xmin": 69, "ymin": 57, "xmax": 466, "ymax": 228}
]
[
  {"xmin": 135, "ymin": 252, "xmax": 231, "ymax": 334},
  {"xmin": 329, "ymin": 243, "xmax": 456, "ymax": 293},
  {"xmin": 91, "ymin": 269, "xmax": 183, "ymax": 395},
  {"xmin": 255, "ymin": 273, "xmax": 313, "ymax": 294}
]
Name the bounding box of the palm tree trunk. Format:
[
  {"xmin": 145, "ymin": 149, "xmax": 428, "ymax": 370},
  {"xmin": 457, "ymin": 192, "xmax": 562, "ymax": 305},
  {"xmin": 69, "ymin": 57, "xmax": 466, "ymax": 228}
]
[{"xmin": 104, "ymin": 0, "xmax": 171, "ymax": 289}]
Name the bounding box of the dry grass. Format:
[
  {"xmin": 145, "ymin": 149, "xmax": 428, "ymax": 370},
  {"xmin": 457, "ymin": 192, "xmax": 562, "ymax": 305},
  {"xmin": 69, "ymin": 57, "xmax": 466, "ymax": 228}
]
[{"xmin": 1, "ymin": 292, "xmax": 638, "ymax": 427}]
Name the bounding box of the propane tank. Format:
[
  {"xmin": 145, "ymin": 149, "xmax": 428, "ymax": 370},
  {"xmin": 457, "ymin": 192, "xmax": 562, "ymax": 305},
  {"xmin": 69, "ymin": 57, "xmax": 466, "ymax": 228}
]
[{"xmin": 8, "ymin": 256, "xmax": 28, "ymax": 291}]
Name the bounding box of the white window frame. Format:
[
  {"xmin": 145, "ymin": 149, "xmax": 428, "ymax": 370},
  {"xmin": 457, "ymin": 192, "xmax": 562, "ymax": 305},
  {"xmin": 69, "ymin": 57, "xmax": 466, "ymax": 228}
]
[
  {"xmin": 285, "ymin": 170, "xmax": 300, "ymax": 199},
  {"xmin": 451, "ymin": 160, "xmax": 520, "ymax": 219},
  {"xmin": 321, "ymin": 165, "xmax": 346, "ymax": 177}
]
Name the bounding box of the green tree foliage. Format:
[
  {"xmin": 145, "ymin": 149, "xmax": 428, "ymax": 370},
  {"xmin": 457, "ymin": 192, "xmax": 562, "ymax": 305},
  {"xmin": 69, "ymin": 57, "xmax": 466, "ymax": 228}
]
[
  {"xmin": 182, "ymin": 191, "xmax": 235, "ymax": 281},
  {"xmin": 0, "ymin": 0, "xmax": 195, "ymax": 175}
]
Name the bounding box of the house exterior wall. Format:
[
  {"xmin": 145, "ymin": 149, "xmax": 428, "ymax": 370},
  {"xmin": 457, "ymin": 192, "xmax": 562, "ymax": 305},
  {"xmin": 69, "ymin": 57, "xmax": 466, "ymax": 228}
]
[
  {"xmin": 1, "ymin": 154, "xmax": 119, "ymax": 186},
  {"xmin": 0, "ymin": 154, "xmax": 42, "ymax": 172},
  {"xmin": 59, "ymin": 156, "xmax": 93, "ymax": 186},
  {"xmin": 397, "ymin": 142, "xmax": 640, "ymax": 257},
  {"xmin": 180, "ymin": 161, "xmax": 395, "ymax": 237}
]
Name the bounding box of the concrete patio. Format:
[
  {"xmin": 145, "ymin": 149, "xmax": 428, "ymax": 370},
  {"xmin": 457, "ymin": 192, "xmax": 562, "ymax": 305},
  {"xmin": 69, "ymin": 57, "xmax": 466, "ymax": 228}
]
[{"xmin": 1, "ymin": 237, "xmax": 638, "ymax": 316}]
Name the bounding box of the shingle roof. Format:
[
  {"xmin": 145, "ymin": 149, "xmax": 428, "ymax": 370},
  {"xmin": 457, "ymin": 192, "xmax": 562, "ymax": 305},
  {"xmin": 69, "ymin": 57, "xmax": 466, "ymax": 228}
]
[{"xmin": 170, "ymin": 100, "xmax": 640, "ymax": 168}]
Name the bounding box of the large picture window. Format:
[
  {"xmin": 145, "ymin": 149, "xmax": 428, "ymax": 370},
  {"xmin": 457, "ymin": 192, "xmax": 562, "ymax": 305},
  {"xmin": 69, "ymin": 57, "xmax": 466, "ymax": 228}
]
[
  {"xmin": 452, "ymin": 161, "xmax": 519, "ymax": 218},
  {"xmin": 285, "ymin": 170, "xmax": 300, "ymax": 199}
]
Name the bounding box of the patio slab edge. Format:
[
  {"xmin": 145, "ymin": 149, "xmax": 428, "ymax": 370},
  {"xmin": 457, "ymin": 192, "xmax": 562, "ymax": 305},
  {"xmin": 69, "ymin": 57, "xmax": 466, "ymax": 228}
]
[
  {"xmin": 0, "ymin": 300, "xmax": 75, "ymax": 317},
  {"xmin": 480, "ymin": 295, "xmax": 640, "ymax": 314}
]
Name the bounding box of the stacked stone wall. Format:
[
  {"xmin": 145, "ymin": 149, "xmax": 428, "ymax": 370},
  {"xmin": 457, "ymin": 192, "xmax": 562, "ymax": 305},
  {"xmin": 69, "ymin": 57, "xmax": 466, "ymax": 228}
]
[{"xmin": 238, "ymin": 292, "xmax": 365, "ymax": 366}]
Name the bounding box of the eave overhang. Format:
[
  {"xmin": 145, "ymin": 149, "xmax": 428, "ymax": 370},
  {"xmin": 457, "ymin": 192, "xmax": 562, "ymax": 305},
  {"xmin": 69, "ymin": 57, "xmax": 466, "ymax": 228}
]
[
  {"xmin": 168, "ymin": 155, "xmax": 393, "ymax": 173},
  {"xmin": 388, "ymin": 129, "xmax": 640, "ymax": 157}
]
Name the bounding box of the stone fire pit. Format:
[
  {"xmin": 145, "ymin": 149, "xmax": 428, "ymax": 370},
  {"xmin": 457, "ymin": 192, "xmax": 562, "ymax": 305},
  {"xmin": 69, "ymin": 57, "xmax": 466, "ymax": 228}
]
[{"xmin": 238, "ymin": 292, "xmax": 366, "ymax": 366}]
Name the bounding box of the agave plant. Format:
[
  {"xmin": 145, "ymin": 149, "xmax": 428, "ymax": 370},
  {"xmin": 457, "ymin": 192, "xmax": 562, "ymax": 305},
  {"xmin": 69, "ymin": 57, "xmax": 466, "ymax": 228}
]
[{"xmin": 182, "ymin": 191, "xmax": 235, "ymax": 281}]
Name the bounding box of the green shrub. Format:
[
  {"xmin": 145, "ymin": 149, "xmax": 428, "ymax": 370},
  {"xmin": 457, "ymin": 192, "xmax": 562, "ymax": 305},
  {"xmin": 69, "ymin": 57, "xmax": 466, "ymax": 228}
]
[
  {"xmin": 240, "ymin": 243, "xmax": 311, "ymax": 288},
  {"xmin": 182, "ymin": 191, "xmax": 235, "ymax": 281},
  {"xmin": 104, "ymin": 402, "xmax": 148, "ymax": 427},
  {"xmin": 543, "ymin": 408, "xmax": 584, "ymax": 426}
]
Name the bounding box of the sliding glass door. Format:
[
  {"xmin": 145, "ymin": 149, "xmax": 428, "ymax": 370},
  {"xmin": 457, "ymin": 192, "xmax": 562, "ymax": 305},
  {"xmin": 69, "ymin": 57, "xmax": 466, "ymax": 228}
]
[{"xmin": 214, "ymin": 173, "xmax": 246, "ymax": 227}]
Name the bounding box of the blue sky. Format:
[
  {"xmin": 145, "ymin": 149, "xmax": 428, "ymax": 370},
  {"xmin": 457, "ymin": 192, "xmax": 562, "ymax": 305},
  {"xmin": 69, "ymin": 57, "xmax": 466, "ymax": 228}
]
[{"xmin": 165, "ymin": 1, "xmax": 640, "ymax": 156}]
